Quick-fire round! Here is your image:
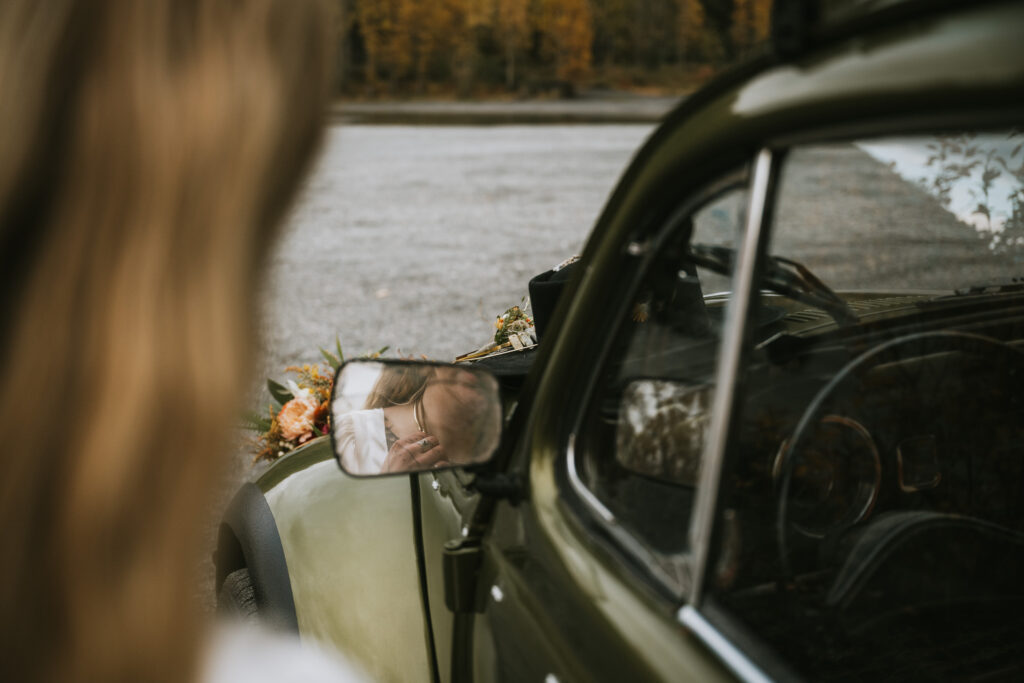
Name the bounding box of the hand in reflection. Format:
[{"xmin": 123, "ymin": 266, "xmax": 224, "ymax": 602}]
[
  {"xmin": 418, "ymin": 367, "xmax": 499, "ymax": 467},
  {"xmin": 382, "ymin": 431, "xmax": 449, "ymax": 473}
]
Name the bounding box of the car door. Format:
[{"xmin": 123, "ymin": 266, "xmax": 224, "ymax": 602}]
[
  {"xmin": 456, "ymin": 169, "xmax": 756, "ymax": 682},
  {"xmin": 418, "ymin": 467, "xmax": 484, "ymax": 682}
]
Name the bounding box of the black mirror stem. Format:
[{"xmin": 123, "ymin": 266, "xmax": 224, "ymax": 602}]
[{"xmin": 470, "ymin": 472, "xmax": 526, "ymax": 505}]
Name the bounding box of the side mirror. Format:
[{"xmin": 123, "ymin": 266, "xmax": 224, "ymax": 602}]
[{"xmin": 330, "ymin": 359, "xmax": 502, "ymax": 477}]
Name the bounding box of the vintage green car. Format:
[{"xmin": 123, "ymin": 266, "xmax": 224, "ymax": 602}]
[{"xmin": 215, "ymin": 1, "xmax": 1024, "ymax": 680}]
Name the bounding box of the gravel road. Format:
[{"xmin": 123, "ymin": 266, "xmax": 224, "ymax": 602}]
[{"xmin": 257, "ymin": 124, "xmax": 654, "ymax": 383}]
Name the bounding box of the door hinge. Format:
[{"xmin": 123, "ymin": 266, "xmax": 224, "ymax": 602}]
[{"xmin": 443, "ymin": 539, "xmax": 483, "ymax": 614}]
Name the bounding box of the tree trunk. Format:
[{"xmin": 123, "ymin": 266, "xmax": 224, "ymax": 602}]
[{"xmin": 505, "ymin": 42, "xmax": 516, "ymax": 90}]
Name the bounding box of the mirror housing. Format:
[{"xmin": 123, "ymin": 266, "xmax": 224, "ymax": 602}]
[{"xmin": 330, "ymin": 359, "xmax": 502, "ymax": 477}]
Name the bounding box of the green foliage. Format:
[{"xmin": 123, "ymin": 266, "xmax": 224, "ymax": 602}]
[
  {"xmin": 267, "ymin": 379, "xmax": 293, "ymax": 406},
  {"xmin": 922, "ymin": 131, "xmax": 1024, "ymax": 254},
  {"xmin": 246, "ymin": 338, "xmax": 401, "ymax": 464},
  {"xmin": 319, "ymin": 335, "xmax": 346, "ymax": 371},
  {"xmin": 494, "ymin": 305, "xmax": 533, "ymax": 344},
  {"xmin": 364, "ymin": 345, "xmax": 390, "ymax": 358},
  {"xmin": 241, "ymin": 411, "xmax": 275, "ymax": 433}
]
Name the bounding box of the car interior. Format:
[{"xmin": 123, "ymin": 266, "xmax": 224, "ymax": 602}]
[{"xmin": 574, "ymin": 134, "xmax": 1024, "ymax": 679}]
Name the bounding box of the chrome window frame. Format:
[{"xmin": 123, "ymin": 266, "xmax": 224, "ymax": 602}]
[
  {"xmin": 561, "ymin": 148, "xmax": 777, "ymax": 681},
  {"xmin": 676, "ymin": 149, "xmax": 778, "ymax": 682},
  {"xmin": 688, "ymin": 148, "xmax": 774, "ymax": 605},
  {"xmin": 561, "ymin": 153, "xmax": 770, "ymax": 604}
]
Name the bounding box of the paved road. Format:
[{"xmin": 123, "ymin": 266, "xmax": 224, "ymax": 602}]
[{"xmin": 257, "ymin": 124, "xmax": 655, "ymax": 386}]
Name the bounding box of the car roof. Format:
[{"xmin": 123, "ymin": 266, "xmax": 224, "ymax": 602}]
[{"xmin": 780, "ymin": 0, "xmax": 993, "ymax": 48}]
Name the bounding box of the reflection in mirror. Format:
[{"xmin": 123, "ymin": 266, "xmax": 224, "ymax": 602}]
[
  {"xmin": 616, "ymin": 380, "xmax": 711, "ymax": 486},
  {"xmin": 330, "ymin": 360, "xmax": 502, "ymax": 477}
]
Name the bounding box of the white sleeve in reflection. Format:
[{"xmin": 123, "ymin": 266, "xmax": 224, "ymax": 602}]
[{"xmin": 334, "ymin": 408, "xmax": 388, "ymax": 475}]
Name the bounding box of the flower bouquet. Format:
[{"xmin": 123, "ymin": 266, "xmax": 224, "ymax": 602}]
[
  {"xmin": 455, "ymin": 302, "xmax": 537, "ymax": 362},
  {"xmin": 249, "ymin": 298, "xmax": 532, "ymax": 463},
  {"xmin": 245, "ymin": 339, "xmax": 387, "ymax": 463}
]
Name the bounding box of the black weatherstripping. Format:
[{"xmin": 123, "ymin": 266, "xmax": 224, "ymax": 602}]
[
  {"xmin": 411, "ymin": 476, "xmax": 442, "ymax": 683},
  {"xmin": 215, "ymin": 482, "xmax": 299, "ymax": 632}
]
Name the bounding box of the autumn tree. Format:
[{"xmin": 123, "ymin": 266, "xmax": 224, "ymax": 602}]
[
  {"xmin": 590, "ymin": 0, "xmax": 734, "ymax": 72},
  {"xmin": 677, "ymin": 0, "xmax": 710, "ymax": 61},
  {"xmin": 443, "ymin": 0, "xmax": 483, "ymax": 97},
  {"xmin": 357, "ymin": 0, "xmax": 411, "ymax": 92},
  {"xmin": 590, "ymin": 0, "xmax": 633, "ymax": 66},
  {"xmin": 694, "ymin": 0, "xmax": 736, "ymax": 61},
  {"xmin": 495, "ymin": 0, "xmax": 530, "ymax": 88},
  {"xmin": 334, "ymin": 0, "xmax": 364, "ymax": 92},
  {"xmin": 400, "ymin": 0, "xmax": 452, "ymax": 92},
  {"xmin": 340, "ymin": 0, "xmax": 773, "ymax": 97},
  {"xmin": 730, "ymin": 0, "xmax": 771, "ymax": 54},
  {"xmin": 537, "ymin": 0, "xmax": 594, "ymax": 87}
]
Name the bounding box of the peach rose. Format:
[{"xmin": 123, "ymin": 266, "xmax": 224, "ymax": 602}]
[{"xmin": 278, "ymin": 396, "xmax": 318, "ymax": 441}]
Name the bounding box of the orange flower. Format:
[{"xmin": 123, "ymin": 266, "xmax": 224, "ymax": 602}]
[
  {"xmin": 312, "ymin": 401, "xmax": 329, "ymax": 425},
  {"xmin": 278, "ymin": 396, "xmax": 318, "ymax": 441}
]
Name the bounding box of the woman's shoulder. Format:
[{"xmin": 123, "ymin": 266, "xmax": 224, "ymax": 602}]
[
  {"xmin": 333, "ymin": 408, "xmax": 387, "ymax": 474},
  {"xmin": 345, "ymin": 408, "xmax": 383, "ymax": 425},
  {"xmin": 334, "ymin": 408, "xmax": 383, "ymax": 439}
]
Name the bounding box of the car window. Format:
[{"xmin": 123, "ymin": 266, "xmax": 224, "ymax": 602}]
[
  {"xmin": 709, "ymin": 131, "xmax": 1024, "ymax": 680},
  {"xmin": 572, "ymin": 176, "xmax": 749, "ymax": 589}
]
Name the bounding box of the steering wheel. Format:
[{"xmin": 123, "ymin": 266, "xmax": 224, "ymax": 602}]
[{"xmin": 775, "ymin": 330, "xmax": 1024, "ymax": 576}]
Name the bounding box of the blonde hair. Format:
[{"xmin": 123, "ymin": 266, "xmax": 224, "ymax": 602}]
[
  {"xmin": 364, "ymin": 364, "xmax": 436, "ymax": 410},
  {"xmin": 0, "ymin": 1, "xmax": 332, "ymax": 682}
]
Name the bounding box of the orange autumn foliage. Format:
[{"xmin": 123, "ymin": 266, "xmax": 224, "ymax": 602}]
[
  {"xmin": 342, "ymin": 0, "xmax": 775, "ymax": 96},
  {"xmin": 538, "ymin": 0, "xmax": 594, "ymax": 84}
]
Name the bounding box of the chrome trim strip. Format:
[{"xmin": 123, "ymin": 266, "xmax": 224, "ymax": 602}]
[
  {"xmin": 568, "ymin": 435, "xmax": 693, "ymax": 594},
  {"xmin": 688, "ymin": 149, "xmax": 774, "ymax": 605},
  {"xmin": 678, "ymin": 606, "xmax": 773, "ymax": 683},
  {"xmin": 565, "ymin": 432, "xmax": 616, "ymax": 524}
]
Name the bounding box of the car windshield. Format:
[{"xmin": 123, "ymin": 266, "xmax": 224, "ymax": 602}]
[
  {"xmin": 704, "ymin": 132, "xmax": 1024, "ymax": 338},
  {"xmin": 710, "ymin": 130, "xmax": 1024, "ymax": 681},
  {"xmin": 777, "ymin": 132, "xmax": 1023, "ymax": 289}
]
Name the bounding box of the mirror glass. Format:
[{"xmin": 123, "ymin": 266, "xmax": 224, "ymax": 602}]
[{"xmin": 330, "ymin": 359, "xmax": 502, "ymax": 477}]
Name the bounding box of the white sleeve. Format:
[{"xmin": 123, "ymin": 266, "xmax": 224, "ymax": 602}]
[
  {"xmin": 333, "ymin": 409, "xmax": 388, "ymax": 475},
  {"xmin": 203, "ymin": 621, "xmax": 369, "ymax": 683},
  {"xmin": 333, "ymin": 412, "xmax": 363, "ymax": 474}
]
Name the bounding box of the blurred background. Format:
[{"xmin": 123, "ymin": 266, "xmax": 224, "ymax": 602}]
[
  {"xmin": 330, "ymin": 0, "xmax": 772, "ymax": 99},
  {"xmin": 253, "ymin": 0, "xmax": 774, "ymax": 419}
]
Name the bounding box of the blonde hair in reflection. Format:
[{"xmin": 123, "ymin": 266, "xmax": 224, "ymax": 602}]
[
  {"xmin": 364, "ymin": 364, "xmax": 437, "ymax": 410},
  {"xmin": 0, "ymin": 1, "xmax": 332, "ymax": 682}
]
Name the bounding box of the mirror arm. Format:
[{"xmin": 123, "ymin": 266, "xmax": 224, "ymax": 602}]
[
  {"xmin": 443, "ymin": 538, "xmax": 484, "ymax": 614},
  {"xmin": 469, "ymin": 471, "xmax": 526, "ymax": 505}
]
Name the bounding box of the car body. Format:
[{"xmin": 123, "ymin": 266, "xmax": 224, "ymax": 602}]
[{"xmin": 216, "ymin": 1, "xmax": 1024, "ymax": 680}]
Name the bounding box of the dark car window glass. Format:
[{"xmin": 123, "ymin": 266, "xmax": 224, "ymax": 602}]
[
  {"xmin": 574, "ymin": 180, "xmax": 748, "ymax": 580},
  {"xmin": 710, "ymin": 131, "xmax": 1024, "ymax": 681}
]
